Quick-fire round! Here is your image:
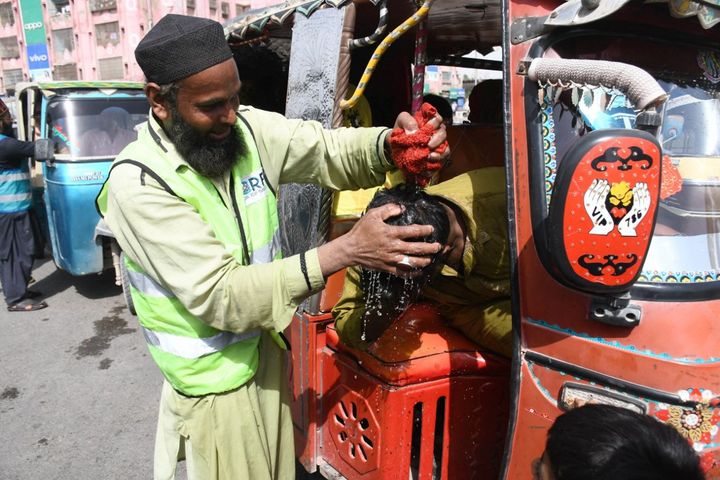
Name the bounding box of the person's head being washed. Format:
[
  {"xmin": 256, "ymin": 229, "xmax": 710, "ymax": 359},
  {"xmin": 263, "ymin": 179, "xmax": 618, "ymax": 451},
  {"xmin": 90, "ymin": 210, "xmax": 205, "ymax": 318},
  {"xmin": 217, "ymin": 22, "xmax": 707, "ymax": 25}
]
[{"xmin": 358, "ymin": 184, "xmax": 450, "ymax": 342}]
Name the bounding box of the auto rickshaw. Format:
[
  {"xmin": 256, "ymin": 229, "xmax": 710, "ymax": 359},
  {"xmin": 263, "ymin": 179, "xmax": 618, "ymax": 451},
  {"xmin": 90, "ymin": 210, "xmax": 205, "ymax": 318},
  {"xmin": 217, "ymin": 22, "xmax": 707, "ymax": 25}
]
[
  {"xmin": 15, "ymin": 81, "xmax": 148, "ymax": 281},
  {"xmin": 225, "ymin": 2, "xmax": 720, "ymax": 477}
]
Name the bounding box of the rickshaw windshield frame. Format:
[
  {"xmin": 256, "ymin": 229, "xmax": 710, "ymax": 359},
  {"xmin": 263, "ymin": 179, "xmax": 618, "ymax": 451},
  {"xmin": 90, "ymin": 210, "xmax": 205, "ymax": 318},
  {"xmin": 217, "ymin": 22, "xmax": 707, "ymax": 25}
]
[{"xmin": 45, "ymin": 92, "xmax": 148, "ymax": 161}]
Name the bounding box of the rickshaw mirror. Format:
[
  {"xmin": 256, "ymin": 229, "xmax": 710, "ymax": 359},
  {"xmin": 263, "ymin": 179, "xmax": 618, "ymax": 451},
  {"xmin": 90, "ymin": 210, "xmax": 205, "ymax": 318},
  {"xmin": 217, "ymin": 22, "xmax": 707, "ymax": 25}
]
[
  {"xmin": 34, "ymin": 138, "xmax": 54, "ymax": 165},
  {"xmin": 545, "ymin": 129, "xmax": 662, "ymax": 295}
]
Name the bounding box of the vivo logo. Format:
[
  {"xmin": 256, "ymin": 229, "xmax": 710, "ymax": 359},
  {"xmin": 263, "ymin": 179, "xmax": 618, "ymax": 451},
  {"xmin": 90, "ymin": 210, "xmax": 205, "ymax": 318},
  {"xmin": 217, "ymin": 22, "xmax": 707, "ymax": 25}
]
[
  {"xmin": 24, "ymin": 21, "xmax": 43, "ymax": 31},
  {"xmin": 29, "ymin": 53, "xmax": 48, "ymax": 62}
]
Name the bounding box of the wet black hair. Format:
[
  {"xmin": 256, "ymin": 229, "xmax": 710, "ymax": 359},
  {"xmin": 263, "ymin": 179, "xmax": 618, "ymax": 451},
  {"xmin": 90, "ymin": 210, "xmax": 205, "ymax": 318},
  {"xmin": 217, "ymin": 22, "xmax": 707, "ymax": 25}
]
[
  {"xmin": 359, "ymin": 184, "xmax": 451, "ymax": 342},
  {"xmin": 422, "ymin": 94, "xmax": 453, "ymax": 123},
  {"xmin": 546, "ymin": 404, "xmax": 705, "ymax": 480},
  {"xmin": 367, "ymin": 183, "xmax": 450, "ymax": 247}
]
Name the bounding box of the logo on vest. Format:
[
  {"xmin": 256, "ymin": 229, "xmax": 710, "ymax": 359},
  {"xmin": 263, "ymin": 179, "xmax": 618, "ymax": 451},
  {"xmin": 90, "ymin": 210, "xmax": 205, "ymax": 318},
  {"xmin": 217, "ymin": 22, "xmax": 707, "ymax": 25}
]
[{"xmin": 241, "ymin": 170, "xmax": 268, "ymax": 205}]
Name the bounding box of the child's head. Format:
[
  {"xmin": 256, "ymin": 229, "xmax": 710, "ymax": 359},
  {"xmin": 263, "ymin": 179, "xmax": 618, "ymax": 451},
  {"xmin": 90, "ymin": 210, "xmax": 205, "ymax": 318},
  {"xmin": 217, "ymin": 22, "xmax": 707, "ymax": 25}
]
[
  {"xmin": 534, "ymin": 404, "xmax": 705, "ymax": 480},
  {"xmin": 359, "ymin": 184, "xmax": 450, "ymax": 339}
]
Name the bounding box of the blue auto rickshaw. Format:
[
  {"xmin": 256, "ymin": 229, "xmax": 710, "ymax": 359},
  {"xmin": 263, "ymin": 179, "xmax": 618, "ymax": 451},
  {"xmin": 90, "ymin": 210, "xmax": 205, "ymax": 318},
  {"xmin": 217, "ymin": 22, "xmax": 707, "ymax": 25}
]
[{"xmin": 15, "ymin": 81, "xmax": 148, "ymax": 278}]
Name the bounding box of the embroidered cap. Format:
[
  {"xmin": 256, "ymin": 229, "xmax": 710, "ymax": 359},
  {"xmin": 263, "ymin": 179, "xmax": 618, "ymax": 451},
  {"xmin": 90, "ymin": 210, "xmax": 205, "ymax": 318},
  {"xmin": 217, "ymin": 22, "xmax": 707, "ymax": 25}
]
[{"xmin": 135, "ymin": 14, "xmax": 233, "ymax": 84}]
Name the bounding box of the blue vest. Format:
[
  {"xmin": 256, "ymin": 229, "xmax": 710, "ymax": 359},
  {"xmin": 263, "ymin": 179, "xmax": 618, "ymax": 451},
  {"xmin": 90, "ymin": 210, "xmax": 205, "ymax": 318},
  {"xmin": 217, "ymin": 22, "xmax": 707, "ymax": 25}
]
[{"xmin": 0, "ymin": 134, "xmax": 32, "ymax": 214}]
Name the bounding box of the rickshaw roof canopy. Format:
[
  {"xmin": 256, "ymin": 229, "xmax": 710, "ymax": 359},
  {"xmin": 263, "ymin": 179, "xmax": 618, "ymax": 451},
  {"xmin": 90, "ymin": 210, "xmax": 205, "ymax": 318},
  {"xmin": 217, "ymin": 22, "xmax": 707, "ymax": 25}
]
[
  {"xmin": 224, "ymin": 0, "xmax": 720, "ymax": 56},
  {"xmin": 17, "ymin": 81, "xmax": 145, "ymax": 91},
  {"xmin": 225, "ymin": 0, "xmax": 503, "ymax": 57},
  {"xmin": 15, "ymin": 81, "xmax": 146, "ymax": 100}
]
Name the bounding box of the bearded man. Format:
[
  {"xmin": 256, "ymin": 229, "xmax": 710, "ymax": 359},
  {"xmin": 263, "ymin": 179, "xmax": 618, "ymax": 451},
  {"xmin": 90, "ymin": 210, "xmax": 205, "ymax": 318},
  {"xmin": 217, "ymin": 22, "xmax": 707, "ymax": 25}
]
[{"xmin": 96, "ymin": 14, "xmax": 448, "ymax": 480}]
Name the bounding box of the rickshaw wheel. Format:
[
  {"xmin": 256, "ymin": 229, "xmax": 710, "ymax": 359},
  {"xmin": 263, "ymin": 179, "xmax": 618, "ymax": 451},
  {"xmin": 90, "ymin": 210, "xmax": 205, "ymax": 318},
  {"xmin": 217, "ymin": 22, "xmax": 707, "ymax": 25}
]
[{"xmin": 120, "ymin": 252, "xmax": 137, "ymax": 316}]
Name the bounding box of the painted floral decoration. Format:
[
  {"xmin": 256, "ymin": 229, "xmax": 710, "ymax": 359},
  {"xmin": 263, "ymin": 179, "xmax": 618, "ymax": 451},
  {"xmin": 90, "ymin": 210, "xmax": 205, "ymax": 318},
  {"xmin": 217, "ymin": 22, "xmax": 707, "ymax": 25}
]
[
  {"xmin": 653, "ymin": 389, "xmax": 720, "ymax": 452},
  {"xmin": 700, "ymin": 451, "xmax": 717, "ymax": 475}
]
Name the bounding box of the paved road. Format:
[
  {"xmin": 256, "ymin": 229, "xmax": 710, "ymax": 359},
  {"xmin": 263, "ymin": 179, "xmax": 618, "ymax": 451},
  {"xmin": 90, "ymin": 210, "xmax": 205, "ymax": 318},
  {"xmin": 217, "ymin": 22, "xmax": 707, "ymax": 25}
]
[
  {"xmin": 0, "ymin": 258, "xmax": 167, "ymax": 480},
  {"xmin": 1, "ymin": 258, "xmax": 321, "ymax": 480}
]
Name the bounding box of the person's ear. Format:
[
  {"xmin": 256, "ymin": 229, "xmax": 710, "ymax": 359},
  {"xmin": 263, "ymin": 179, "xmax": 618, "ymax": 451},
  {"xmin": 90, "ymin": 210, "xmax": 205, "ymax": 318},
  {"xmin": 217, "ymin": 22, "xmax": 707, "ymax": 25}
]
[
  {"xmin": 532, "ymin": 451, "xmax": 555, "ymax": 480},
  {"xmin": 145, "ymin": 83, "xmax": 170, "ymax": 121}
]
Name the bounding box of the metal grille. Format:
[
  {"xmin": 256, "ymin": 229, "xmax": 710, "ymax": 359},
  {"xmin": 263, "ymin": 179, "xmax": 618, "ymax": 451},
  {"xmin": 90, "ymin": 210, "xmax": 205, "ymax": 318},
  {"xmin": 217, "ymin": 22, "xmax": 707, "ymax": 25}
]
[
  {"xmin": 54, "ymin": 63, "xmax": 78, "ymax": 81},
  {"xmin": 89, "ymin": 0, "xmax": 117, "ymax": 12},
  {"xmin": 95, "ymin": 22, "xmax": 120, "ymax": 48},
  {"xmin": 0, "ymin": 36, "xmax": 19, "ymax": 59},
  {"xmin": 98, "ymin": 57, "xmax": 123, "ymax": 80},
  {"xmin": 2, "ymin": 68, "xmax": 23, "ymax": 90},
  {"xmin": 0, "ymin": 2, "xmax": 14, "ymax": 28},
  {"xmin": 52, "ymin": 28, "xmax": 75, "ymax": 57}
]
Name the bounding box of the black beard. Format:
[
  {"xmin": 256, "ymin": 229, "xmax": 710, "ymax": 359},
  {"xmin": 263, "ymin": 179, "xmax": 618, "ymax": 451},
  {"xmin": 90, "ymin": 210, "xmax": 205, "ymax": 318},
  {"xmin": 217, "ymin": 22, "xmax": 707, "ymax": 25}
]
[{"xmin": 165, "ymin": 104, "xmax": 246, "ymax": 178}]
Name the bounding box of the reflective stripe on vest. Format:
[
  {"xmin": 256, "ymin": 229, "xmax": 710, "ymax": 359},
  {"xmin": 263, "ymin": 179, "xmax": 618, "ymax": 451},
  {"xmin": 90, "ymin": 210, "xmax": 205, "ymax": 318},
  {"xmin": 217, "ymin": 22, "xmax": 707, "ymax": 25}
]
[
  {"xmin": 99, "ymin": 114, "xmax": 282, "ymax": 396},
  {"xmin": 1, "ymin": 172, "xmax": 30, "ymax": 181},
  {"xmin": 126, "ymin": 269, "xmax": 173, "ymax": 298},
  {"xmin": 250, "ymin": 229, "xmax": 281, "ymax": 264},
  {"xmin": 0, "ymin": 193, "xmax": 32, "ymax": 202},
  {"xmin": 141, "ymin": 326, "xmax": 261, "ymax": 359},
  {"xmin": 129, "ymin": 267, "xmax": 264, "ymax": 359},
  {"xmin": 0, "ymin": 166, "xmax": 32, "ymax": 213}
]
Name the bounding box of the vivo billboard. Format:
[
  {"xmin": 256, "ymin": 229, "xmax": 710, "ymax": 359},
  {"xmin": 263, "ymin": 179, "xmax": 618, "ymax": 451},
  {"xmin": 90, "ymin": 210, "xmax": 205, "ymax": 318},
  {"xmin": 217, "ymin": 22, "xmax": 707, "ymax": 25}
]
[{"xmin": 20, "ymin": 0, "xmax": 52, "ymax": 80}]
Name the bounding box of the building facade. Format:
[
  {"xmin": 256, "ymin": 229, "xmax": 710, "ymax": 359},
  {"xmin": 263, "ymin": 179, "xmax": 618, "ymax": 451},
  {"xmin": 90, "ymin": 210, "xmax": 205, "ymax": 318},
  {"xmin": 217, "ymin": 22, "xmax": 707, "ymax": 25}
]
[{"xmin": 0, "ymin": 0, "xmax": 250, "ymax": 94}]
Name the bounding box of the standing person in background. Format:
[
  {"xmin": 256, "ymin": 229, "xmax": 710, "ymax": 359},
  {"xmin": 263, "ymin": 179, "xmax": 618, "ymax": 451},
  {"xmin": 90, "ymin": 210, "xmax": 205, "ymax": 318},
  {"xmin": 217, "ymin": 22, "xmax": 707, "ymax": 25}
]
[
  {"xmin": 0, "ymin": 99, "xmax": 47, "ymax": 312},
  {"xmin": 97, "ymin": 14, "xmax": 448, "ymax": 480},
  {"xmin": 468, "ymin": 79, "xmax": 503, "ymax": 124},
  {"xmin": 79, "ymin": 107, "xmax": 138, "ymax": 157}
]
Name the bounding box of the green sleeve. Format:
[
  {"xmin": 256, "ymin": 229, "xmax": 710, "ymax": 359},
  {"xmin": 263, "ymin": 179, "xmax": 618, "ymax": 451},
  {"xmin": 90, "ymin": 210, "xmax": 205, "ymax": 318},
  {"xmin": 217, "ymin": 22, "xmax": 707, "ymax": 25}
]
[
  {"xmin": 331, "ymin": 266, "xmax": 372, "ymax": 351},
  {"xmin": 238, "ymin": 106, "xmax": 394, "ymax": 192}
]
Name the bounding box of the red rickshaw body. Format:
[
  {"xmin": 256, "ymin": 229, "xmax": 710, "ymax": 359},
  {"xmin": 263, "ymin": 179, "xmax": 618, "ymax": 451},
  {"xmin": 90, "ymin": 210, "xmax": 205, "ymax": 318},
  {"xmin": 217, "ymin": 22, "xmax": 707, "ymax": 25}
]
[
  {"xmin": 505, "ymin": 5, "xmax": 720, "ymax": 476},
  {"xmin": 225, "ymin": 0, "xmax": 720, "ymax": 477}
]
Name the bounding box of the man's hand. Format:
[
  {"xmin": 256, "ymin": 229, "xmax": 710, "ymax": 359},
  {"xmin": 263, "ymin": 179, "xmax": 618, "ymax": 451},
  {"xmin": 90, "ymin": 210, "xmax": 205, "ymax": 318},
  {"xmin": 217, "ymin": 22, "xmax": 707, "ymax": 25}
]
[
  {"xmin": 388, "ymin": 106, "xmax": 450, "ymax": 186},
  {"xmin": 393, "ymin": 110, "xmax": 449, "ymax": 168},
  {"xmin": 584, "ymin": 179, "xmax": 613, "ymax": 236},
  {"xmin": 317, "ymin": 203, "xmax": 441, "ymax": 277},
  {"xmin": 618, "ymin": 182, "xmax": 650, "ymax": 237}
]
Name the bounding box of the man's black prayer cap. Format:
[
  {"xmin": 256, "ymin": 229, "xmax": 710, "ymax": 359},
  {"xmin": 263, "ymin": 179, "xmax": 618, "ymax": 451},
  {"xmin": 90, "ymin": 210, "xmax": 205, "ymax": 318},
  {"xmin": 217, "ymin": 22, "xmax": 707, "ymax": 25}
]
[{"xmin": 135, "ymin": 14, "xmax": 233, "ymax": 84}]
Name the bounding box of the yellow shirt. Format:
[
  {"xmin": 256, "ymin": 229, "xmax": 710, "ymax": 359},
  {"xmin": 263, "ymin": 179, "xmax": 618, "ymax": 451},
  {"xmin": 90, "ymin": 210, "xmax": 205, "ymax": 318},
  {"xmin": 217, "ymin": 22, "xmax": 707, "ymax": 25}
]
[{"xmin": 333, "ymin": 167, "xmax": 512, "ymax": 356}]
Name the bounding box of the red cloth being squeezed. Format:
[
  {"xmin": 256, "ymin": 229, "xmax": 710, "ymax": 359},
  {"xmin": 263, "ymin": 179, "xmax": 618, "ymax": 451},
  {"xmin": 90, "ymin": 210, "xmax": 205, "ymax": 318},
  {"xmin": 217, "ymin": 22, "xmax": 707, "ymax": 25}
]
[{"xmin": 389, "ymin": 103, "xmax": 448, "ymax": 187}]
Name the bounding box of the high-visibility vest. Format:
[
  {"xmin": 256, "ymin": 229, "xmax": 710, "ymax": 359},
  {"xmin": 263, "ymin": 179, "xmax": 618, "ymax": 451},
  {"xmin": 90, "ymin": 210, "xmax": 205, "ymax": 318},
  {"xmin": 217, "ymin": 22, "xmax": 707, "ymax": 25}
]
[
  {"xmin": 97, "ymin": 117, "xmax": 283, "ymax": 396},
  {"xmin": 0, "ymin": 135, "xmax": 32, "ymax": 214}
]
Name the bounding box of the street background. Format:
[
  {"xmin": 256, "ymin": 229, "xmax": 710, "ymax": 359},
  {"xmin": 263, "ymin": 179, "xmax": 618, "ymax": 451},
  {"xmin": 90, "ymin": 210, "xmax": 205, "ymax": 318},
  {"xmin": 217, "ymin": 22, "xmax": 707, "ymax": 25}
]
[
  {"xmin": 0, "ymin": 257, "xmax": 173, "ymax": 480},
  {"xmin": 1, "ymin": 255, "xmax": 323, "ymax": 480}
]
